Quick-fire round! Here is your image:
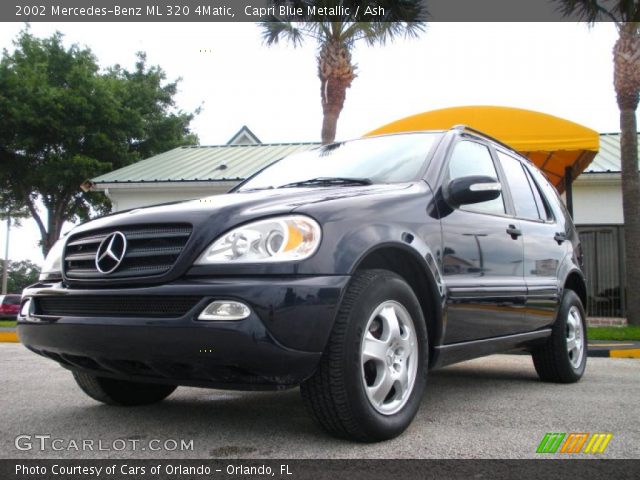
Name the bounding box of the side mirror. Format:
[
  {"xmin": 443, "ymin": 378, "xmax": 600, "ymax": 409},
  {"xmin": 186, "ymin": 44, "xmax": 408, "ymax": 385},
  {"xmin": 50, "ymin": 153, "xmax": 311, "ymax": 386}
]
[{"xmin": 445, "ymin": 175, "xmax": 501, "ymax": 207}]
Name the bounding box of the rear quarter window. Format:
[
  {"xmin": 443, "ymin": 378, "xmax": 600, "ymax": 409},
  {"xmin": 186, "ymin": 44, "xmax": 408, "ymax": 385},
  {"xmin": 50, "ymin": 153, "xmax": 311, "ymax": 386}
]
[
  {"xmin": 2, "ymin": 295, "xmax": 21, "ymax": 305},
  {"xmin": 496, "ymin": 151, "xmax": 540, "ymax": 221},
  {"xmin": 524, "ymin": 163, "xmax": 564, "ymax": 223}
]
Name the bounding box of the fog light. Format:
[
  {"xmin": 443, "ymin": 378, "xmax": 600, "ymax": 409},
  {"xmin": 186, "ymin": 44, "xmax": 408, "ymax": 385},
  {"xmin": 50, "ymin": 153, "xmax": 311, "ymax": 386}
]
[{"xmin": 198, "ymin": 300, "xmax": 251, "ymax": 321}]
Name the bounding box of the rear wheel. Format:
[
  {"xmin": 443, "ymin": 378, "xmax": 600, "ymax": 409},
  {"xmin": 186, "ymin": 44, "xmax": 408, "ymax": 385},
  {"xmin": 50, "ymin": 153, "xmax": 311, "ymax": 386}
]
[
  {"xmin": 72, "ymin": 371, "xmax": 177, "ymax": 406},
  {"xmin": 532, "ymin": 289, "xmax": 587, "ymax": 383},
  {"xmin": 301, "ymin": 269, "xmax": 428, "ymax": 442}
]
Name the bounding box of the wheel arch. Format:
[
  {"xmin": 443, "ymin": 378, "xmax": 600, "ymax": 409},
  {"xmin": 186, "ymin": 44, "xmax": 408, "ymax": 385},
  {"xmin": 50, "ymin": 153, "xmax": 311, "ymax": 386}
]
[
  {"xmin": 563, "ymin": 270, "xmax": 587, "ymax": 309},
  {"xmin": 353, "ymin": 244, "xmax": 444, "ymax": 367}
]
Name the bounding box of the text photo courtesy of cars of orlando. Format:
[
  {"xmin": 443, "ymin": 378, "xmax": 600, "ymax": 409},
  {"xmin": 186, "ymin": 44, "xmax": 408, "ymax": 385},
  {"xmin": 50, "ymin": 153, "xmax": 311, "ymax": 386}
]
[{"xmin": 20, "ymin": 124, "xmax": 588, "ymax": 442}]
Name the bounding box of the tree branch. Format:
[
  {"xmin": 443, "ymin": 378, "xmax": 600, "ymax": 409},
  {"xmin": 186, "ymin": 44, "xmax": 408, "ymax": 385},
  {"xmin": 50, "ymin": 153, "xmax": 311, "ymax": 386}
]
[{"xmin": 25, "ymin": 196, "xmax": 47, "ymax": 244}]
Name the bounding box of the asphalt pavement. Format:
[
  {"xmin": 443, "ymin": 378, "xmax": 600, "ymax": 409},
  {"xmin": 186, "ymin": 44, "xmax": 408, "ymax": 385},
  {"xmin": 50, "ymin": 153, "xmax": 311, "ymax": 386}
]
[{"xmin": 1, "ymin": 343, "xmax": 638, "ymax": 459}]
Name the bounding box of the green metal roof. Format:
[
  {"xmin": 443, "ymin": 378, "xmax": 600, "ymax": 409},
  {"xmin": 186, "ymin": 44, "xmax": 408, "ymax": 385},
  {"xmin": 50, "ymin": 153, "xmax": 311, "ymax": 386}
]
[
  {"xmin": 92, "ymin": 142, "xmax": 319, "ymax": 184},
  {"xmin": 585, "ymin": 133, "xmax": 640, "ymax": 173}
]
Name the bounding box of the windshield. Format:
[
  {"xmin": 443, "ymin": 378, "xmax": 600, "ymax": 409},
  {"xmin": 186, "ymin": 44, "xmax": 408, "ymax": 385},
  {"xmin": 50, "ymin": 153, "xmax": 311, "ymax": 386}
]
[{"xmin": 237, "ymin": 133, "xmax": 441, "ymax": 192}]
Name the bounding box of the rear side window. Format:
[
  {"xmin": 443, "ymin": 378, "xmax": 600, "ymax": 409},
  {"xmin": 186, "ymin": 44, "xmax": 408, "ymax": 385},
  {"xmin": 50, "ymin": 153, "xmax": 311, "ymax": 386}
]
[
  {"xmin": 524, "ymin": 165, "xmax": 555, "ymax": 222},
  {"xmin": 496, "ymin": 151, "xmax": 540, "ymax": 220},
  {"xmin": 1, "ymin": 295, "xmax": 20, "ymax": 305},
  {"xmin": 525, "ymin": 168, "xmax": 553, "ymax": 221},
  {"xmin": 448, "ymin": 140, "xmax": 506, "ymax": 215}
]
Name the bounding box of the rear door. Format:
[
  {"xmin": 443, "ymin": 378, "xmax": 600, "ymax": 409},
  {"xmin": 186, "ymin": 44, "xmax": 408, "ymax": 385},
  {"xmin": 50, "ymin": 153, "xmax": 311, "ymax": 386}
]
[
  {"xmin": 495, "ymin": 150, "xmax": 564, "ymax": 330},
  {"xmin": 440, "ymin": 139, "xmax": 527, "ymax": 343}
]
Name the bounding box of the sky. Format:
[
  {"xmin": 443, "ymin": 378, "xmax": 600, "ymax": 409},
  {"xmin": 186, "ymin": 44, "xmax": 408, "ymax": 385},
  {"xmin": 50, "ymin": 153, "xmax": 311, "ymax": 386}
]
[{"xmin": 0, "ymin": 21, "xmax": 627, "ymax": 265}]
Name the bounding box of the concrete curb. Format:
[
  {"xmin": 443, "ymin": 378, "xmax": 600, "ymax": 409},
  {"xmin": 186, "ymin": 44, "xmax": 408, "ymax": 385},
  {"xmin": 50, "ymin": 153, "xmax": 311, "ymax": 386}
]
[
  {"xmin": 0, "ymin": 331, "xmax": 18, "ymax": 343},
  {"xmin": 588, "ymin": 340, "xmax": 640, "ymax": 359},
  {"xmin": 588, "ymin": 347, "xmax": 640, "ymax": 359}
]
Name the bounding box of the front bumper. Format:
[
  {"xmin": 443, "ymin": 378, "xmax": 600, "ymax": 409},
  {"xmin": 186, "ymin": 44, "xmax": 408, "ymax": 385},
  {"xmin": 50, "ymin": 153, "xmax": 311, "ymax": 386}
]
[{"xmin": 17, "ymin": 275, "xmax": 349, "ymax": 390}]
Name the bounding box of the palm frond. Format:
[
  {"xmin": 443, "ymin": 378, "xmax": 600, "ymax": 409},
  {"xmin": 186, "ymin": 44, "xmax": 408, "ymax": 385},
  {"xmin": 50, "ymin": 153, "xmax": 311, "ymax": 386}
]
[
  {"xmin": 348, "ymin": 1, "xmax": 427, "ymax": 46},
  {"xmin": 259, "ymin": 20, "xmax": 305, "ymax": 47},
  {"xmin": 260, "ymin": 0, "xmax": 427, "ymax": 54},
  {"xmin": 553, "ymin": 0, "xmax": 622, "ymax": 23},
  {"xmin": 615, "ymin": 0, "xmax": 640, "ymax": 22},
  {"xmin": 377, "ymin": 0, "xmax": 429, "ymax": 23}
]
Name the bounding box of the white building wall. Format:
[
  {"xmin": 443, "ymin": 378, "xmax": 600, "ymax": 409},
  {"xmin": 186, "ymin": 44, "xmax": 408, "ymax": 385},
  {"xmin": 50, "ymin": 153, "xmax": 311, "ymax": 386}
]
[
  {"xmin": 571, "ymin": 174, "xmax": 623, "ymax": 225},
  {"xmin": 103, "ymin": 183, "xmax": 236, "ymax": 212}
]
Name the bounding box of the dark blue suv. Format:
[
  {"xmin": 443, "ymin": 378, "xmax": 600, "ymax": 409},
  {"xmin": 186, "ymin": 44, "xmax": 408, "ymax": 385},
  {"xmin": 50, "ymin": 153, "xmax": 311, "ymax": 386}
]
[{"xmin": 18, "ymin": 126, "xmax": 587, "ymax": 442}]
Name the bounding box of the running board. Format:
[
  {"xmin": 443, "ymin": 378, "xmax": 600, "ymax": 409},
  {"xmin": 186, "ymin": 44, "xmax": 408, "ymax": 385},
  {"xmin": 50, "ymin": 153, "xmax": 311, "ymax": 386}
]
[{"xmin": 431, "ymin": 329, "xmax": 551, "ymax": 369}]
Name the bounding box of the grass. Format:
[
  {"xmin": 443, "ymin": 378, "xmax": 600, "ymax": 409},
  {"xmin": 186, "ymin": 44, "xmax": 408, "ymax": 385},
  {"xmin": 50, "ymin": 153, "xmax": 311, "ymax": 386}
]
[
  {"xmin": 588, "ymin": 325, "xmax": 640, "ymax": 342},
  {"xmin": 0, "ymin": 320, "xmax": 16, "ymax": 328}
]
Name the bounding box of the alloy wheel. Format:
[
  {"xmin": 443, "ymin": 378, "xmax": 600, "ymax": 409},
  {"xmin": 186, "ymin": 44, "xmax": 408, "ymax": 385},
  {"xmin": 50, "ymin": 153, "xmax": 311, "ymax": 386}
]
[
  {"xmin": 361, "ymin": 300, "xmax": 419, "ymax": 415},
  {"xmin": 566, "ymin": 305, "xmax": 585, "ymax": 369}
]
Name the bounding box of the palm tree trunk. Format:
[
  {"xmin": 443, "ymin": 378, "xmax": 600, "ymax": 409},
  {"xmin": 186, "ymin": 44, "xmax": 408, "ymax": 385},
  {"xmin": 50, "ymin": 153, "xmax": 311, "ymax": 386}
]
[
  {"xmin": 320, "ymin": 77, "xmax": 349, "ymax": 144},
  {"xmin": 614, "ymin": 24, "xmax": 640, "ymax": 325},
  {"xmin": 620, "ymin": 107, "xmax": 640, "ymax": 325},
  {"xmin": 317, "ymin": 39, "xmax": 355, "ymax": 144}
]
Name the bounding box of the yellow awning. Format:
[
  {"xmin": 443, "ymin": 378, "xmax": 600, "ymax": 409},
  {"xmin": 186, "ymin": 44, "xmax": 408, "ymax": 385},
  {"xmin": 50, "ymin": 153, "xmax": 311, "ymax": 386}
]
[{"xmin": 365, "ymin": 106, "xmax": 600, "ymax": 193}]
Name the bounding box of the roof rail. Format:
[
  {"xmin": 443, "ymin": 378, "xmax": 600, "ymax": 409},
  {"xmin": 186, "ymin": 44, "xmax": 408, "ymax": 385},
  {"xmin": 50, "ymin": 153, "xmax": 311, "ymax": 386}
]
[{"xmin": 451, "ymin": 124, "xmax": 520, "ymax": 156}]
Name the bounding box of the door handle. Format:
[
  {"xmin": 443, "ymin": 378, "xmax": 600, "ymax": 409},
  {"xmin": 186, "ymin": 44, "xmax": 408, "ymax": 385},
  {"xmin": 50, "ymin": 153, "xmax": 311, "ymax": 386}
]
[
  {"xmin": 506, "ymin": 225, "xmax": 522, "ymax": 239},
  {"xmin": 554, "ymin": 232, "xmax": 567, "ymax": 244}
]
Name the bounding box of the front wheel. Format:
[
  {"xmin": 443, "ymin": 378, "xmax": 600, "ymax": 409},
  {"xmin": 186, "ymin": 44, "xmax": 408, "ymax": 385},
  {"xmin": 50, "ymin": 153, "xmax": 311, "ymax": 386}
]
[
  {"xmin": 532, "ymin": 289, "xmax": 587, "ymax": 383},
  {"xmin": 72, "ymin": 371, "xmax": 177, "ymax": 406},
  {"xmin": 301, "ymin": 269, "xmax": 428, "ymax": 442}
]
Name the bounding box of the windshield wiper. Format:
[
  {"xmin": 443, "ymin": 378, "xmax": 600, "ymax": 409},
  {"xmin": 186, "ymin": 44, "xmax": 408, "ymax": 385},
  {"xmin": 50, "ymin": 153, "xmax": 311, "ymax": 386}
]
[
  {"xmin": 237, "ymin": 186, "xmax": 274, "ymax": 193},
  {"xmin": 279, "ymin": 177, "xmax": 372, "ymax": 189}
]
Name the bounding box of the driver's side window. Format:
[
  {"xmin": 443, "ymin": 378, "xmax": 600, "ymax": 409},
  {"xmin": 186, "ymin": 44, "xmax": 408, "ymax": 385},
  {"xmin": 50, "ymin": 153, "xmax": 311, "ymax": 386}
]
[{"xmin": 448, "ymin": 140, "xmax": 505, "ymax": 215}]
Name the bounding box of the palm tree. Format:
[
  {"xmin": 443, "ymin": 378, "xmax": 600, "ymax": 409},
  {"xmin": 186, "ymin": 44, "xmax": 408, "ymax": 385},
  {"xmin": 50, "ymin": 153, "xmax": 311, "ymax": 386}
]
[
  {"xmin": 555, "ymin": 1, "xmax": 639, "ymax": 325},
  {"xmin": 260, "ymin": 1, "xmax": 426, "ymax": 144}
]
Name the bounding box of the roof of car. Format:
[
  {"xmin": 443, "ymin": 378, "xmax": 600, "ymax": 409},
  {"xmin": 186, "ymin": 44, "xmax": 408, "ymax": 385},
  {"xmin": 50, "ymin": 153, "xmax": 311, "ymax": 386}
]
[{"xmin": 0, "ymin": 294, "xmax": 21, "ymax": 300}]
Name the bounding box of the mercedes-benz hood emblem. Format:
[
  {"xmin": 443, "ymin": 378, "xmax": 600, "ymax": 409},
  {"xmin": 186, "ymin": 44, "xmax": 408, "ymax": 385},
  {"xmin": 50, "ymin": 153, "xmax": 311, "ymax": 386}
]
[{"xmin": 95, "ymin": 231, "xmax": 127, "ymax": 274}]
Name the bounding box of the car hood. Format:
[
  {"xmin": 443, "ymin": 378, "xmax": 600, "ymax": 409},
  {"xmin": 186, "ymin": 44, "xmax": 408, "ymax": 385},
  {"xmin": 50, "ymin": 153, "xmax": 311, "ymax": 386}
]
[{"xmin": 70, "ymin": 183, "xmax": 418, "ymax": 237}]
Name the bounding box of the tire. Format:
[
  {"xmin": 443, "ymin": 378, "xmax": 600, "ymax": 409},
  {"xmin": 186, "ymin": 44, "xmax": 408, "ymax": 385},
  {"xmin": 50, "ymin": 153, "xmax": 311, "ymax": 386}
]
[
  {"xmin": 532, "ymin": 289, "xmax": 587, "ymax": 383},
  {"xmin": 301, "ymin": 269, "xmax": 428, "ymax": 442},
  {"xmin": 72, "ymin": 371, "xmax": 177, "ymax": 406}
]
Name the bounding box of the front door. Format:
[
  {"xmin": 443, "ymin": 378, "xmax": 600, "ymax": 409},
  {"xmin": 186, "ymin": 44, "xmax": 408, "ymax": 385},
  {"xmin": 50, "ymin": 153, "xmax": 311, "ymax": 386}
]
[{"xmin": 440, "ymin": 139, "xmax": 527, "ymax": 344}]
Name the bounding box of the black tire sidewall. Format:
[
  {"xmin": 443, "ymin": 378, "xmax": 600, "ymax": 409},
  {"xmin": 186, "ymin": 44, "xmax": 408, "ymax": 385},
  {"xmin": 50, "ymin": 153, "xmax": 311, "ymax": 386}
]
[
  {"xmin": 342, "ymin": 272, "xmax": 428, "ymax": 440},
  {"xmin": 553, "ymin": 290, "xmax": 588, "ymax": 380}
]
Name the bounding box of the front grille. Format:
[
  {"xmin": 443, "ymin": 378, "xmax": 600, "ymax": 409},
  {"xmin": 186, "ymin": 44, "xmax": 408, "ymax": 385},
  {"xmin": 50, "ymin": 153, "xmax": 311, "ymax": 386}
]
[
  {"xmin": 36, "ymin": 295, "xmax": 200, "ymax": 318},
  {"xmin": 63, "ymin": 224, "xmax": 192, "ymax": 280}
]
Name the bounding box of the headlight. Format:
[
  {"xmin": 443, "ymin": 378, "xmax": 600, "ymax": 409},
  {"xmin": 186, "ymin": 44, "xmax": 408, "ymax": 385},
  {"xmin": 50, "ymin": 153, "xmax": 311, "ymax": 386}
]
[
  {"xmin": 196, "ymin": 215, "xmax": 321, "ymax": 264},
  {"xmin": 39, "ymin": 239, "xmax": 64, "ymax": 281}
]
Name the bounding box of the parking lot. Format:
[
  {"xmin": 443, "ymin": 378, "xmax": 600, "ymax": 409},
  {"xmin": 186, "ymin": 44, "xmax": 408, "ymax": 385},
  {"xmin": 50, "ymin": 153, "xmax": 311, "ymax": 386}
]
[{"xmin": 1, "ymin": 343, "xmax": 638, "ymax": 459}]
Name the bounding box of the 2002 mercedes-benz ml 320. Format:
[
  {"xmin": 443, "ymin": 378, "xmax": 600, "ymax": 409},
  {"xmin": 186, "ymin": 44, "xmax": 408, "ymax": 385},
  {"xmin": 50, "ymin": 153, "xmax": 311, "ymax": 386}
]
[{"xmin": 18, "ymin": 126, "xmax": 587, "ymax": 442}]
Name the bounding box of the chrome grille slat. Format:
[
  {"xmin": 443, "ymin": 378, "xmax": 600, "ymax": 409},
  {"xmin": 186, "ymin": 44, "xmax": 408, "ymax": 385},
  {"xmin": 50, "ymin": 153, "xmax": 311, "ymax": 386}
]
[
  {"xmin": 64, "ymin": 253, "xmax": 97, "ymax": 262},
  {"xmin": 66, "ymin": 236, "xmax": 108, "ymax": 247},
  {"xmin": 123, "ymin": 246, "xmax": 184, "ymax": 258},
  {"xmin": 63, "ymin": 224, "xmax": 192, "ymax": 281},
  {"xmin": 126, "ymin": 230, "xmax": 191, "ymax": 240}
]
